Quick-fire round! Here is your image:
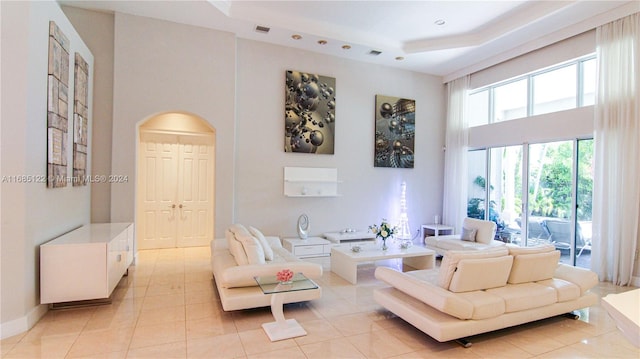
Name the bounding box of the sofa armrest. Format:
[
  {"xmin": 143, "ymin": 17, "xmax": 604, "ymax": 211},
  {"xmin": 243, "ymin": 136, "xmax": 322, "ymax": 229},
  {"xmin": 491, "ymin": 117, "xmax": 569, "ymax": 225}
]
[
  {"xmin": 217, "ymin": 261, "xmax": 322, "ymax": 288},
  {"xmin": 374, "ymin": 267, "xmax": 473, "ymax": 320},
  {"xmin": 554, "ymin": 264, "xmax": 598, "ymax": 295}
]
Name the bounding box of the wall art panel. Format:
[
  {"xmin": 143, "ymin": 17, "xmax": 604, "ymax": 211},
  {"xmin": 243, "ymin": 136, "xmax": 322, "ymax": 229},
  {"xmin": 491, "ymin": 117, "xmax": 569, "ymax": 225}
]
[
  {"xmin": 73, "ymin": 53, "xmax": 89, "ymax": 186},
  {"xmin": 374, "ymin": 95, "xmax": 415, "ymax": 168},
  {"xmin": 284, "ymin": 70, "xmax": 335, "ymax": 154},
  {"xmin": 47, "ymin": 21, "xmax": 70, "ymax": 188}
]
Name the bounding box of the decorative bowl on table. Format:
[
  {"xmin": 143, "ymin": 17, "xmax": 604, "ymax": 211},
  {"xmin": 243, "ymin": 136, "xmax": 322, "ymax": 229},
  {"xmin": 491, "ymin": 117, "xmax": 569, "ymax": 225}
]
[{"xmin": 351, "ymin": 245, "xmax": 362, "ymax": 253}]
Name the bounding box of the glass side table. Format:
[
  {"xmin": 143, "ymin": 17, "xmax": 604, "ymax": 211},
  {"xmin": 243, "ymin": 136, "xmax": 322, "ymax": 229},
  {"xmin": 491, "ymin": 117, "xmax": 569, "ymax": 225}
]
[{"xmin": 254, "ymin": 272, "xmax": 318, "ymax": 341}]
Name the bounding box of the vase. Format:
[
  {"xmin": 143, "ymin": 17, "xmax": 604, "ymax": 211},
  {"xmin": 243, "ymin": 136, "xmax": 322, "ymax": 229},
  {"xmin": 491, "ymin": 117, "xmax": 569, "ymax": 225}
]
[{"xmin": 381, "ymin": 239, "xmax": 388, "ymax": 251}]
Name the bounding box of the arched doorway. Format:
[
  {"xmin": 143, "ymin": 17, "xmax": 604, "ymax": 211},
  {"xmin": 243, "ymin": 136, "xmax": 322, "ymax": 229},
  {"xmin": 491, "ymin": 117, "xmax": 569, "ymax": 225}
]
[{"xmin": 136, "ymin": 112, "xmax": 215, "ymax": 249}]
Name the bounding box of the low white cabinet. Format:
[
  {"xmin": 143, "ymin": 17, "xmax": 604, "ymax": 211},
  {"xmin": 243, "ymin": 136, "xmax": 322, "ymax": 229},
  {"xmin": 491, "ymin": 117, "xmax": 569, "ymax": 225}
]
[
  {"xmin": 40, "ymin": 223, "xmax": 134, "ymax": 304},
  {"xmin": 283, "ymin": 237, "xmax": 331, "ymax": 258}
]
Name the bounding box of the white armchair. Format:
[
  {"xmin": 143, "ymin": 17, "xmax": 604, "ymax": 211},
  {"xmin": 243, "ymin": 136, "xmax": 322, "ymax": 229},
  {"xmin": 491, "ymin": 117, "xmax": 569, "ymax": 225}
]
[{"xmin": 424, "ymin": 217, "xmax": 504, "ymax": 256}]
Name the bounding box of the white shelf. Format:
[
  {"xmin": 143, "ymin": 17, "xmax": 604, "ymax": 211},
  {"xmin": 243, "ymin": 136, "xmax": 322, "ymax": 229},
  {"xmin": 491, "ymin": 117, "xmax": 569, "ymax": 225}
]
[{"xmin": 284, "ymin": 167, "xmax": 340, "ymax": 197}]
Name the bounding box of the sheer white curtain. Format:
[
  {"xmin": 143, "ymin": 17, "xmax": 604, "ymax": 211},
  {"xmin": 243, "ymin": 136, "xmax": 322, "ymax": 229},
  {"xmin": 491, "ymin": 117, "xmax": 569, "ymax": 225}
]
[
  {"xmin": 442, "ymin": 76, "xmax": 470, "ymax": 233},
  {"xmin": 592, "ymin": 13, "xmax": 639, "ymax": 286}
]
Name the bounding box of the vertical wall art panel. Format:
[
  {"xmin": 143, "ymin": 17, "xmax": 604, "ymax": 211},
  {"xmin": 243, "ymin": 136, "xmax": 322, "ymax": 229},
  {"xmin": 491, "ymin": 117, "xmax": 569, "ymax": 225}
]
[
  {"xmin": 374, "ymin": 95, "xmax": 415, "ymax": 168},
  {"xmin": 73, "ymin": 53, "xmax": 89, "ymax": 186},
  {"xmin": 284, "ymin": 70, "xmax": 335, "ymax": 154},
  {"xmin": 47, "ymin": 21, "xmax": 71, "ymax": 188}
]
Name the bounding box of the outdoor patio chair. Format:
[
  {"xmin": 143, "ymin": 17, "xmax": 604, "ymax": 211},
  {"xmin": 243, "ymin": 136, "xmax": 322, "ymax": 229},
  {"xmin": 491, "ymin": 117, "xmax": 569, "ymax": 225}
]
[{"xmin": 542, "ymin": 219, "xmax": 589, "ymax": 255}]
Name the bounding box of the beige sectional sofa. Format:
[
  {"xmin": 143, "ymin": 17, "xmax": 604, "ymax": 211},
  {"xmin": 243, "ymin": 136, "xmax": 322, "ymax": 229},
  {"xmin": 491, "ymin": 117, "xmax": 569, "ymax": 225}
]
[
  {"xmin": 211, "ymin": 224, "xmax": 323, "ymax": 311},
  {"xmin": 374, "ymin": 244, "xmax": 599, "ymax": 346},
  {"xmin": 425, "ymin": 217, "xmax": 505, "ymax": 255}
]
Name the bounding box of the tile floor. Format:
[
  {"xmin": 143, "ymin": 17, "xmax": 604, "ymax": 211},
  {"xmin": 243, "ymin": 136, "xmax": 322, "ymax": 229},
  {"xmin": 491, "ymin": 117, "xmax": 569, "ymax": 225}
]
[{"xmin": 2, "ymin": 245, "xmax": 639, "ymax": 359}]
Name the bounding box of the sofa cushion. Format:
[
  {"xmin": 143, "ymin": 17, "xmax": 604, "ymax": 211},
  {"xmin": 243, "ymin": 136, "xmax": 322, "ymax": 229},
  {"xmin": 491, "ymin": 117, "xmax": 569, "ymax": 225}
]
[
  {"xmin": 537, "ymin": 278, "xmax": 581, "ymax": 302},
  {"xmin": 449, "ymin": 255, "xmax": 513, "ymax": 292},
  {"xmin": 508, "ymin": 250, "xmax": 560, "ymax": 284},
  {"xmin": 486, "ymin": 282, "xmax": 557, "ymax": 312},
  {"xmin": 457, "ymin": 290, "xmax": 506, "ymax": 320},
  {"xmin": 226, "ymin": 227, "xmax": 249, "ymax": 265},
  {"xmin": 438, "ymin": 247, "xmax": 509, "ymax": 289},
  {"xmin": 462, "ymin": 217, "xmax": 497, "ymax": 244},
  {"xmin": 249, "ymin": 226, "xmax": 274, "ymax": 261},
  {"xmin": 235, "ymin": 232, "xmax": 265, "ymax": 265},
  {"xmin": 460, "ymin": 227, "xmax": 477, "ymax": 242}
]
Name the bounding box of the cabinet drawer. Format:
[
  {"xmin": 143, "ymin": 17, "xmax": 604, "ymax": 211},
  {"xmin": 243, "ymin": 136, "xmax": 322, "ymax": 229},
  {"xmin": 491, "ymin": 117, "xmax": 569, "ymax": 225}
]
[{"xmin": 294, "ymin": 244, "xmax": 325, "ymax": 256}]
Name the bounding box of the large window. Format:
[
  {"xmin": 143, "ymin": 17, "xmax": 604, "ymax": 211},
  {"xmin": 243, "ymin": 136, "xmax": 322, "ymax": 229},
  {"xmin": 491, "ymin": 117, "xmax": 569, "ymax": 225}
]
[{"xmin": 468, "ymin": 55, "xmax": 595, "ymax": 127}]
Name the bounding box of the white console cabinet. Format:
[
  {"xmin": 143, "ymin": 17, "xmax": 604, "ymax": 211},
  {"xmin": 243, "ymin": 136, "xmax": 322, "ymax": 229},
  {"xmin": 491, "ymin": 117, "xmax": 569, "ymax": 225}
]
[{"xmin": 40, "ymin": 223, "xmax": 134, "ymax": 304}]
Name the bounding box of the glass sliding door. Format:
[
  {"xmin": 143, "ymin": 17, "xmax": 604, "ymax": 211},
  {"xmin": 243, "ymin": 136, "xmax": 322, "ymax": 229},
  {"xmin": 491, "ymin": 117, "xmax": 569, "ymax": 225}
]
[
  {"xmin": 466, "ymin": 141, "xmax": 592, "ymax": 268},
  {"xmin": 527, "ymin": 141, "xmax": 574, "ymax": 263},
  {"xmin": 467, "ymin": 150, "xmax": 488, "ymax": 222},
  {"xmin": 575, "ymin": 139, "xmax": 593, "ymax": 268},
  {"xmin": 489, "ymin": 146, "xmax": 523, "ymax": 242}
]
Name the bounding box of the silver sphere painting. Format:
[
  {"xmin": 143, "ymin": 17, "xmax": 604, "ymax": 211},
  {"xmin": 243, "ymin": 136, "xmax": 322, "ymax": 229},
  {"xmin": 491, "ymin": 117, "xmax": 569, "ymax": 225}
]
[
  {"xmin": 285, "ymin": 70, "xmax": 336, "ymax": 154},
  {"xmin": 374, "ymin": 95, "xmax": 415, "ymax": 168}
]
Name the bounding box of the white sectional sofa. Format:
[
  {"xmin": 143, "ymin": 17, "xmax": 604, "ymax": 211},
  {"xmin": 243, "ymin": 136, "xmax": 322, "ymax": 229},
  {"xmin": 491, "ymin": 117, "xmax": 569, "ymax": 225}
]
[
  {"xmin": 211, "ymin": 224, "xmax": 323, "ymax": 311},
  {"xmin": 425, "ymin": 217, "xmax": 505, "ymax": 256},
  {"xmin": 374, "ymin": 244, "xmax": 599, "ymax": 346}
]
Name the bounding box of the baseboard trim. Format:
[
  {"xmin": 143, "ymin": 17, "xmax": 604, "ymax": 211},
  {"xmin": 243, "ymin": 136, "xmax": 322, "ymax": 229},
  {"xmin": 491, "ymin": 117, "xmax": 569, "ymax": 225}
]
[{"xmin": 0, "ymin": 304, "xmax": 48, "ymax": 340}]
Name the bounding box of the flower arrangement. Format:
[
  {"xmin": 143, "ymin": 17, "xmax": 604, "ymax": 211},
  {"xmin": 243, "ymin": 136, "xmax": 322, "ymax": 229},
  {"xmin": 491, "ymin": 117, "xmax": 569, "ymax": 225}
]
[
  {"xmin": 276, "ymin": 269, "xmax": 294, "ymax": 284},
  {"xmin": 369, "ymin": 219, "xmax": 397, "ymax": 250}
]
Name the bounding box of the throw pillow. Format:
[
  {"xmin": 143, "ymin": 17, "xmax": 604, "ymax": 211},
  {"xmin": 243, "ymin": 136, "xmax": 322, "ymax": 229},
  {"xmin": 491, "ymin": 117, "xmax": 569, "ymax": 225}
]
[
  {"xmin": 249, "ymin": 226, "xmax": 274, "ymax": 261},
  {"xmin": 226, "ymin": 230, "xmax": 249, "ymax": 265},
  {"xmin": 235, "ymin": 232, "xmax": 266, "ymax": 265},
  {"xmin": 460, "ymin": 227, "xmax": 477, "ymax": 242}
]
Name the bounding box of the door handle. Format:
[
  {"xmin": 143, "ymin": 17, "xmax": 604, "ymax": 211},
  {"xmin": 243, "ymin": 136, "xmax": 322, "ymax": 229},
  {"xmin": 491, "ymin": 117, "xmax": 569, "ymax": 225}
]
[
  {"xmin": 168, "ymin": 204, "xmax": 176, "ymax": 209},
  {"xmin": 179, "ymin": 204, "xmax": 185, "ymax": 209}
]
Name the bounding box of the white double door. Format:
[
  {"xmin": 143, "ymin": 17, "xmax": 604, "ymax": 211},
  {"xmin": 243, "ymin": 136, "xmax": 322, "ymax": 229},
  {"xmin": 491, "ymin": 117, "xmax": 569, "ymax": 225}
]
[{"xmin": 138, "ymin": 132, "xmax": 214, "ymax": 249}]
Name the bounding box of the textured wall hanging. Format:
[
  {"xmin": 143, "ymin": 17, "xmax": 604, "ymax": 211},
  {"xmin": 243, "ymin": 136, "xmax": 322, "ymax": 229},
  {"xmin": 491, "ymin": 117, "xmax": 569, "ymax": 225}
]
[
  {"xmin": 284, "ymin": 70, "xmax": 335, "ymax": 154},
  {"xmin": 46, "ymin": 21, "xmax": 70, "ymax": 188},
  {"xmin": 374, "ymin": 95, "xmax": 415, "ymax": 168},
  {"xmin": 73, "ymin": 53, "xmax": 89, "ymax": 186}
]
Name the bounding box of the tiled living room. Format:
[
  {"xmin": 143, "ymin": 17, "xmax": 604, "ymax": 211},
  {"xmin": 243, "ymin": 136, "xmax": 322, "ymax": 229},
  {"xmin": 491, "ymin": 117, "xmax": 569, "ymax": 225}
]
[
  {"xmin": 2, "ymin": 244, "xmax": 638, "ymax": 359},
  {"xmin": 2, "ymin": 2, "xmax": 639, "ymax": 358}
]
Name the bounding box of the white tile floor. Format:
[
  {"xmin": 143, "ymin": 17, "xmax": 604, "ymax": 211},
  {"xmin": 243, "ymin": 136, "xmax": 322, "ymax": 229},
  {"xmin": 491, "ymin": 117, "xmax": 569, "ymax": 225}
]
[{"xmin": 2, "ymin": 246, "xmax": 639, "ymax": 358}]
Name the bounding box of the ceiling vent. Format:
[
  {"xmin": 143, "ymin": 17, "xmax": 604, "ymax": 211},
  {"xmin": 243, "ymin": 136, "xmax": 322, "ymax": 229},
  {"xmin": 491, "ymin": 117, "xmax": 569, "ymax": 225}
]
[
  {"xmin": 368, "ymin": 50, "xmax": 382, "ymax": 56},
  {"xmin": 255, "ymin": 25, "xmax": 270, "ymax": 34}
]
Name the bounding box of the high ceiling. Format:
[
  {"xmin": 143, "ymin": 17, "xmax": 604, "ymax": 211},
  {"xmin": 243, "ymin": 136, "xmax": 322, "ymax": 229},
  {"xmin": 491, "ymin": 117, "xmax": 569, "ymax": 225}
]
[{"xmin": 59, "ymin": 1, "xmax": 636, "ymax": 78}]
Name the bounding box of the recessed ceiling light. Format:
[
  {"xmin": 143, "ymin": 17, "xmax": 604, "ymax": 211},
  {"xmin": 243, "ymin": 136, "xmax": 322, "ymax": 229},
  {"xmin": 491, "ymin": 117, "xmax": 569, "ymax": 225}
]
[
  {"xmin": 434, "ymin": 19, "xmax": 445, "ymax": 26},
  {"xmin": 342, "ymin": 44, "xmax": 351, "ymax": 50},
  {"xmin": 317, "ymin": 40, "xmax": 327, "ymax": 45},
  {"xmin": 291, "ymin": 34, "xmax": 302, "ymax": 40},
  {"xmin": 395, "ymin": 56, "xmax": 405, "ymax": 61}
]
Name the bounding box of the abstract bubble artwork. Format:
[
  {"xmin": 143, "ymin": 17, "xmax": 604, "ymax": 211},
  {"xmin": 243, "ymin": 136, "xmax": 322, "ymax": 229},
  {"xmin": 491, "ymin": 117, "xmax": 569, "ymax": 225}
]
[
  {"xmin": 285, "ymin": 70, "xmax": 336, "ymax": 154},
  {"xmin": 374, "ymin": 95, "xmax": 415, "ymax": 168}
]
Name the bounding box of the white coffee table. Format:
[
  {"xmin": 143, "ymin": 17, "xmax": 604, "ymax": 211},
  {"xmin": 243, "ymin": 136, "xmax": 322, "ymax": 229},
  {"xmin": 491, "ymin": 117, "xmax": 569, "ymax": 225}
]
[
  {"xmin": 323, "ymin": 231, "xmax": 376, "ymax": 244},
  {"xmin": 331, "ymin": 243, "xmax": 435, "ymax": 284}
]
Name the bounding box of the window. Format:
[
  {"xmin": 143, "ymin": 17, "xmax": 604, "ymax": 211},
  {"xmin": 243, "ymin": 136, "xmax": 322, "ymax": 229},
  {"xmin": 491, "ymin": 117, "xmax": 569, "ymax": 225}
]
[
  {"xmin": 494, "ymin": 80, "xmax": 527, "ymax": 122},
  {"xmin": 581, "ymin": 58, "xmax": 596, "ymax": 106},
  {"xmin": 468, "ymin": 55, "xmax": 595, "ymax": 127},
  {"xmin": 533, "ymin": 64, "xmax": 577, "ymax": 115},
  {"xmin": 468, "ymin": 90, "xmax": 489, "ymax": 127}
]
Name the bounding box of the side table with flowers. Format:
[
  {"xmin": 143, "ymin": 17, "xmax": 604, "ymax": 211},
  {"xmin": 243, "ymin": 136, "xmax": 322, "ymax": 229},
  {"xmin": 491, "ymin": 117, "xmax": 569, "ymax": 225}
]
[{"xmin": 369, "ymin": 219, "xmax": 397, "ymax": 250}]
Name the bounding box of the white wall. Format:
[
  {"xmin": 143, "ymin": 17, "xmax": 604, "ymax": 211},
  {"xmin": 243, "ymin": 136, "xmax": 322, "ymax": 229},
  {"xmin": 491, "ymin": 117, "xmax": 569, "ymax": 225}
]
[
  {"xmin": 109, "ymin": 13, "xmax": 446, "ymax": 240},
  {"xmin": 110, "ymin": 12, "xmax": 236, "ymax": 237},
  {"xmin": 235, "ymin": 39, "xmax": 445, "ymax": 238},
  {"xmin": 0, "ymin": 1, "xmax": 93, "ymax": 338},
  {"xmin": 61, "ymin": 6, "xmax": 114, "ymax": 223}
]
